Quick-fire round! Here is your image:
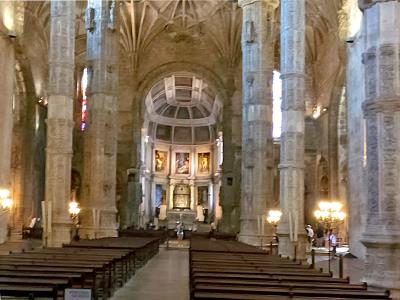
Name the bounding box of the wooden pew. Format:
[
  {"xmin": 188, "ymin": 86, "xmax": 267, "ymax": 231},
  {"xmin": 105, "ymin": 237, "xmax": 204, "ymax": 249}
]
[
  {"xmin": 189, "ymin": 238, "xmax": 391, "ymax": 300},
  {"xmin": 0, "ymin": 236, "xmax": 161, "ymax": 300},
  {"xmin": 0, "ymin": 284, "xmax": 58, "ymax": 300}
]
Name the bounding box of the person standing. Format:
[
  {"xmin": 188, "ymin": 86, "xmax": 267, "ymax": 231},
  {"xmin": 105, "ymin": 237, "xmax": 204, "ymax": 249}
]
[
  {"xmin": 305, "ymin": 225, "xmax": 314, "ymax": 252},
  {"xmin": 328, "ymin": 229, "xmax": 337, "ymax": 255},
  {"xmin": 316, "ymin": 226, "xmax": 324, "ymax": 247}
]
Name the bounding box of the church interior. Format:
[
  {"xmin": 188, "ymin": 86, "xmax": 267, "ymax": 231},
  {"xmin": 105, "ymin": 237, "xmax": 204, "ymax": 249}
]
[{"xmin": 0, "ymin": 0, "xmax": 399, "ymax": 299}]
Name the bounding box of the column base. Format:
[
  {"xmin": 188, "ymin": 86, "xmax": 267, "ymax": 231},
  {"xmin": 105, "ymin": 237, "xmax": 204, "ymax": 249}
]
[
  {"xmin": 79, "ymin": 227, "xmax": 118, "ymax": 240},
  {"xmin": 79, "ymin": 208, "xmax": 118, "ymax": 239},
  {"xmin": 361, "ymin": 237, "xmax": 400, "ymax": 291},
  {"xmin": 45, "ymin": 223, "xmax": 72, "ymax": 247},
  {"xmin": 390, "ymin": 289, "xmax": 400, "ymax": 300},
  {"xmin": 278, "ymin": 233, "xmax": 308, "ymax": 260},
  {"xmin": 239, "ymin": 218, "xmax": 274, "ymax": 247},
  {"xmin": 238, "ymin": 234, "xmax": 275, "ymax": 248},
  {"xmin": 219, "ymin": 206, "xmax": 240, "ymax": 234}
]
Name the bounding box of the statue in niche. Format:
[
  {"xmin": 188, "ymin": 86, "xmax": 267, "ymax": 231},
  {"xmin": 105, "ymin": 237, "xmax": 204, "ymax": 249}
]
[
  {"xmin": 155, "ymin": 150, "xmax": 167, "ymax": 172},
  {"xmin": 197, "ymin": 186, "xmax": 208, "ymax": 205},
  {"xmin": 197, "ymin": 186, "xmax": 209, "ymax": 223},
  {"xmin": 198, "ymin": 153, "xmax": 210, "ymax": 173},
  {"xmin": 176, "ymin": 153, "xmax": 190, "ymax": 174}
]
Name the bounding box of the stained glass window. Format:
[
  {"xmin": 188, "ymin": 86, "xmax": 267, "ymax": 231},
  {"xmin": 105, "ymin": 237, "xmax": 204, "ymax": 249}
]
[{"xmin": 81, "ymin": 68, "xmax": 88, "ymax": 131}]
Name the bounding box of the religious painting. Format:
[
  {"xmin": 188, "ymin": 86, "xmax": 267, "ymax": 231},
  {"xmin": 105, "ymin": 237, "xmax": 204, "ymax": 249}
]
[
  {"xmin": 175, "ymin": 152, "xmax": 190, "ymax": 174},
  {"xmin": 198, "ymin": 152, "xmax": 210, "ymax": 173},
  {"xmin": 154, "ymin": 150, "xmax": 167, "ymax": 172}
]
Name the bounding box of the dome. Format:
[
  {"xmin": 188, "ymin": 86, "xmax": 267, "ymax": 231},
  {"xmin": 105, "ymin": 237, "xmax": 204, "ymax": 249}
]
[{"xmin": 145, "ymin": 74, "xmax": 222, "ymax": 144}]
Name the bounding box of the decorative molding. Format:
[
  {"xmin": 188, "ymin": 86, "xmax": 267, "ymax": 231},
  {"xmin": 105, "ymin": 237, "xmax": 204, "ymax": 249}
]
[{"xmin": 358, "ymin": 0, "xmax": 400, "ymax": 10}]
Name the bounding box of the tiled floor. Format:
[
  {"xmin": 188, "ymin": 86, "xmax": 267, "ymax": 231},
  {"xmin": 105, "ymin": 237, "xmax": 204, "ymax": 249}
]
[{"xmin": 111, "ymin": 248, "xmax": 189, "ymax": 300}]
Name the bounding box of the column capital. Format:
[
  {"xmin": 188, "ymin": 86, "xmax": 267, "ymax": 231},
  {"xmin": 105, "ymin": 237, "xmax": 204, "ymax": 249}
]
[
  {"xmin": 238, "ymin": 0, "xmax": 259, "ymax": 7},
  {"xmin": 238, "ymin": 0, "xmax": 275, "ymax": 7},
  {"xmin": 362, "ymin": 99, "xmax": 400, "ymax": 116},
  {"xmin": 358, "ymin": 0, "xmax": 399, "ymax": 10}
]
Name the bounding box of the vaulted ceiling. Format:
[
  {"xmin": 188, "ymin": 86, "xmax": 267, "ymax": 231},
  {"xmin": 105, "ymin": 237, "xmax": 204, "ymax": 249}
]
[{"xmin": 19, "ymin": 0, "xmax": 348, "ymax": 109}]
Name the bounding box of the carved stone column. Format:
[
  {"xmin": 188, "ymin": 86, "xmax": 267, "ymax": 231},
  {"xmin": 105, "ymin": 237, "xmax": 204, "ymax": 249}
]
[
  {"xmin": 0, "ymin": 24, "xmax": 15, "ymax": 243},
  {"xmin": 277, "ymin": 0, "xmax": 307, "ymax": 259},
  {"xmin": 44, "ymin": 0, "xmax": 75, "ymax": 247},
  {"xmin": 219, "ymin": 82, "xmax": 240, "ymax": 234},
  {"xmin": 238, "ymin": 0, "xmax": 277, "ymax": 245},
  {"xmin": 81, "ymin": 0, "xmax": 119, "ymax": 239},
  {"xmin": 0, "ymin": 33, "xmax": 14, "ymax": 194},
  {"xmin": 359, "ymin": 0, "xmax": 400, "ymax": 293},
  {"xmin": 190, "ymin": 181, "xmax": 195, "ymax": 211}
]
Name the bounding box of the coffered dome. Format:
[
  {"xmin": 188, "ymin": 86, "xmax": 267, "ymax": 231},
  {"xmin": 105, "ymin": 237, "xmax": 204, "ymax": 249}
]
[{"xmin": 145, "ymin": 74, "xmax": 222, "ymax": 144}]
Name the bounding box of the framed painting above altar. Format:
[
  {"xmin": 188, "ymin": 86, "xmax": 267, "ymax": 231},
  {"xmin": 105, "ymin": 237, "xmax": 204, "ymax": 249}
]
[
  {"xmin": 175, "ymin": 152, "xmax": 190, "ymax": 174},
  {"xmin": 155, "ymin": 150, "xmax": 168, "ymax": 173},
  {"xmin": 198, "ymin": 152, "xmax": 210, "ymax": 174}
]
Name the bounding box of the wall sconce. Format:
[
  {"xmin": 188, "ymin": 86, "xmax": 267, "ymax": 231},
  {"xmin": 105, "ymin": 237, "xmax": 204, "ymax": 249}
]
[
  {"xmin": 2, "ymin": 4, "xmax": 16, "ymax": 38},
  {"xmin": 266, "ymin": 209, "xmax": 282, "ymax": 225},
  {"xmin": 312, "ymin": 105, "xmax": 321, "ymax": 119},
  {"xmin": 312, "ymin": 106, "xmax": 329, "ymax": 119},
  {"xmin": 0, "ymin": 188, "xmax": 13, "ymax": 210},
  {"xmin": 1, "ymin": 198, "xmax": 13, "ymax": 210},
  {"xmin": 37, "ymin": 96, "xmax": 48, "ymax": 107},
  {"xmin": 69, "ymin": 200, "xmax": 81, "ymax": 217}
]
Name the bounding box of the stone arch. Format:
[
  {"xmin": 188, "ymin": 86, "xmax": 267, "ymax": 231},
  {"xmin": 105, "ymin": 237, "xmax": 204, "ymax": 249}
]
[{"xmin": 135, "ymin": 61, "xmax": 229, "ymax": 155}]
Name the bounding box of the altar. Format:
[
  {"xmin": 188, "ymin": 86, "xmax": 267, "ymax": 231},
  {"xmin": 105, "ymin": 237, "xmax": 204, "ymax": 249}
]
[{"xmin": 167, "ymin": 210, "xmax": 196, "ymax": 230}]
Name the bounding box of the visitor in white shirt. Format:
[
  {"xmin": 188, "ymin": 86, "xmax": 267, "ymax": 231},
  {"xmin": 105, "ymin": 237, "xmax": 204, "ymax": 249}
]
[{"xmin": 328, "ymin": 229, "xmax": 337, "ymax": 254}]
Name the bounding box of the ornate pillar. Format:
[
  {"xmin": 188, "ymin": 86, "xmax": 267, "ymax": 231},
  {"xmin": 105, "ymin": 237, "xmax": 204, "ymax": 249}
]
[
  {"xmin": 277, "ymin": 0, "xmax": 307, "ymax": 259},
  {"xmin": 190, "ymin": 180, "xmax": 195, "ymax": 211},
  {"xmin": 0, "ymin": 34, "xmax": 13, "ymax": 195},
  {"xmin": 359, "ymin": 0, "xmax": 400, "ymax": 293},
  {"xmin": 168, "ymin": 182, "xmax": 175, "ymax": 210},
  {"xmin": 208, "ymin": 181, "xmax": 214, "ymax": 217},
  {"xmin": 238, "ymin": 0, "xmax": 277, "ymax": 245},
  {"xmin": 81, "ymin": 0, "xmax": 119, "ymax": 238},
  {"xmin": 0, "ymin": 17, "xmax": 15, "ymax": 243},
  {"xmin": 44, "ymin": 0, "xmax": 75, "ymax": 247}
]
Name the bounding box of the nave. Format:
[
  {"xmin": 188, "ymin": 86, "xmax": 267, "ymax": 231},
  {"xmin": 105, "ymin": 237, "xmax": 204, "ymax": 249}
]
[{"xmin": 110, "ymin": 248, "xmax": 189, "ymax": 300}]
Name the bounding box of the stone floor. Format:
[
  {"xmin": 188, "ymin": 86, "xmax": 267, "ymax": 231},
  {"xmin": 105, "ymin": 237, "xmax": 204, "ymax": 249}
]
[
  {"xmin": 314, "ymin": 253, "xmax": 365, "ymax": 284},
  {"xmin": 111, "ymin": 248, "xmax": 189, "ymax": 300}
]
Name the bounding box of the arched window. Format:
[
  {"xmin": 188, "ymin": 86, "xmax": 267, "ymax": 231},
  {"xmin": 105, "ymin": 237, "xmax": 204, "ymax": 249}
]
[
  {"xmin": 272, "ymin": 70, "xmax": 282, "ymax": 139},
  {"xmin": 80, "ymin": 68, "xmax": 88, "ymax": 131}
]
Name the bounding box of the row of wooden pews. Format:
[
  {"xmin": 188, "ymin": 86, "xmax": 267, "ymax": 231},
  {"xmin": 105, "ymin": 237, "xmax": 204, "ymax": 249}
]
[
  {"xmin": 189, "ymin": 238, "xmax": 391, "ymax": 300},
  {"xmin": 0, "ymin": 236, "xmax": 160, "ymax": 299}
]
